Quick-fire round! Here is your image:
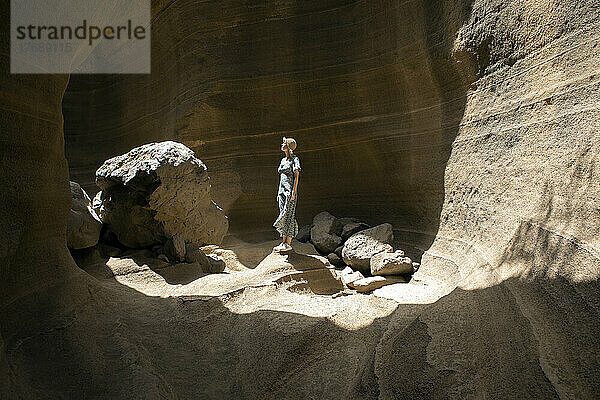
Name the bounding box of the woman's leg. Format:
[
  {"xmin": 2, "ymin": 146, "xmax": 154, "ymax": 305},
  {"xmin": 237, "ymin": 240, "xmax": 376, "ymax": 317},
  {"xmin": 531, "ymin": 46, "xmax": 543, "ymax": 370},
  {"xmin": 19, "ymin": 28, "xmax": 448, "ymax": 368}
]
[{"xmin": 284, "ymin": 197, "xmax": 297, "ymax": 246}]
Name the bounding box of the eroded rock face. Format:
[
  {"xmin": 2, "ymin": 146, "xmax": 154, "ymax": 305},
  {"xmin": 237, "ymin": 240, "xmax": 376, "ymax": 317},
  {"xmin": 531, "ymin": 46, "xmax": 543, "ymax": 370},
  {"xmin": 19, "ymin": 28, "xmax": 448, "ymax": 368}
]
[
  {"xmin": 67, "ymin": 181, "xmax": 102, "ymax": 249},
  {"xmin": 94, "ymin": 141, "xmax": 228, "ymax": 248}
]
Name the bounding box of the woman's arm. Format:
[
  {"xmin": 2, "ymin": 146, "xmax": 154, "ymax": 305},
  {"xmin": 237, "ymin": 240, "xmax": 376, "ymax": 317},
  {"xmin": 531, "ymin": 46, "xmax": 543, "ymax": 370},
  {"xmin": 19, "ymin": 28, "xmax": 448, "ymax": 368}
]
[{"xmin": 291, "ymin": 170, "xmax": 300, "ymax": 199}]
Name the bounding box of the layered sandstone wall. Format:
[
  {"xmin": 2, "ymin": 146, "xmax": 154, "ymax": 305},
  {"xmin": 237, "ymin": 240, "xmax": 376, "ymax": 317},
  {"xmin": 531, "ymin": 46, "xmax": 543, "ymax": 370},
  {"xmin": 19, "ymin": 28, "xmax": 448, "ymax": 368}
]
[{"xmin": 64, "ymin": 0, "xmax": 478, "ymax": 235}]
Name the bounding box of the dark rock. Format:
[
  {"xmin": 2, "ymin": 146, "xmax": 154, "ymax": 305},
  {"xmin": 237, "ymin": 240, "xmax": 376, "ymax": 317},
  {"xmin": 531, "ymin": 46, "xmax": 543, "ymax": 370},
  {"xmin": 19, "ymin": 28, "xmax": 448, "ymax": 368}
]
[
  {"xmin": 310, "ymin": 211, "xmax": 343, "ymax": 253},
  {"xmin": 297, "ymin": 225, "xmax": 311, "ymax": 243},
  {"xmin": 206, "ymin": 254, "xmax": 226, "ymax": 273},
  {"xmin": 164, "ymin": 234, "xmax": 186, "ymax": 262},
  {"xmin": 334, "ymin": 245, "xmax": 344, "ymax": 257},
  {"xmin": 326, "ymin": 253, "xmax": 345, "ymax": 267},
  {"xmin": 341, "ymin": 222, "xmax": 370, "ymax": 241}
]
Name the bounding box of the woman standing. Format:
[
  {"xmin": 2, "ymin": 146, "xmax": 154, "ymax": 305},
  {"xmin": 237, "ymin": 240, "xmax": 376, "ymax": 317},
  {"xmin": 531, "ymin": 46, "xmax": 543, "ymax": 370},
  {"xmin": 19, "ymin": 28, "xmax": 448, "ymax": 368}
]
[{"xmin": 273, "ymin": 137, "xmax": 301, "ymax": 252}]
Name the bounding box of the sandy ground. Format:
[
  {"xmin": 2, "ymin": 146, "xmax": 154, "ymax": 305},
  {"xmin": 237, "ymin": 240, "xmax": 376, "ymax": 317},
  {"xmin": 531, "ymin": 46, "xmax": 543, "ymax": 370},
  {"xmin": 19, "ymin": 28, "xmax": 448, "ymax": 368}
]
[{"xmin": 76, "ymin": 235, "xmax": 452, "ymax": 319}]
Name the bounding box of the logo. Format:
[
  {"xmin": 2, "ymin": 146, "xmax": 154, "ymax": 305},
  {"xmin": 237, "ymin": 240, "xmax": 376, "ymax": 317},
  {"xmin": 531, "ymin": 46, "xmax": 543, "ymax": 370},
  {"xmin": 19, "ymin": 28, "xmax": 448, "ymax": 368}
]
[{"xmin": 11, "ymin": 0, "xmax": 151, "ymax": 74}]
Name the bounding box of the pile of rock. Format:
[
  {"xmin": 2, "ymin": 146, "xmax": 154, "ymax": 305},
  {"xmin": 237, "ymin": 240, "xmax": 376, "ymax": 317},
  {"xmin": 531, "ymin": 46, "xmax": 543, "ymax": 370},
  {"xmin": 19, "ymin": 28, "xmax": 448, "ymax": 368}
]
[{"xmin": 298, "ymin": 211, "xmax": 420, "ymax": 293}]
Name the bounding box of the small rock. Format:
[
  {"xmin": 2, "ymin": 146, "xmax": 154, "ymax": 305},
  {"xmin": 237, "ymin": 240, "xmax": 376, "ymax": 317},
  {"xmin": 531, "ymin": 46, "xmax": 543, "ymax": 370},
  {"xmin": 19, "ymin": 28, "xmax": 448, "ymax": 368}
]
[
  {"xmin": 327, "ymin": 253, "xmax": 345, "ymax": 267},
  {"xmin": 206, "ymin": 254, "xmax": 226, "ymax": 273},
  {"xmin": 341, "ymin": 222, "xmax": 370, "ymax": 241},
  {"xmin": 371, "ymin": 250, "xmax": 413, "ymax": 276},
  {"xmin": 165, "ymin": 234, "xmax": 186, "ymax": 262},
  {"xmin": 313, "ymin": 211, "xmax": 343, "ymax": 235},
  {"xmin": 334, "ymin": 245, "xmax": 344, "ymax": 257},
  {"xmin": 412, "ymin": 262, "xmax": 420, "ymax": 272},
  {"xmin": 314, "ymin": 234, "xmax": 343, "ymax": 255},
  {"xmin": 157, "ymin": 254, "xmax": 169, "ymax": 262},
  {"xmin": 185, "ymin": 242, "xmax": 210, "ymax": 265},
  {"xmin": 348, "ymin": 275, "xmax": 406, "ymax": 293},
  {"xmin": 332, "ymin": 288, "xmax": 355, "ymax": 298},
  {"xmin": 340, "ymin": 266, "xmax": 364, "ymax": 286}
]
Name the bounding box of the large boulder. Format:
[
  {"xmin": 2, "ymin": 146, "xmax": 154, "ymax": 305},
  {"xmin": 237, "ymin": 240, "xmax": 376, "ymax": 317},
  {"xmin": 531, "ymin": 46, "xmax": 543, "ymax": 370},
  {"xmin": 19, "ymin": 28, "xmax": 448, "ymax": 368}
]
[
  {"xmin": 370, "ymin": 250, "xmax": 413, "ymax": 276},
  {"xmin": 310, "ymin": 211, "xmax": 343, "ymax": 254},
  {"xmin": 341, "ymin": 223, "xmax": 394, "ymax": 273},
  {"xmin": 94, "ymin": 141, "xmax": 228, "ymax": 248},
  {"xmin": 67, "ymin": 181, "xmax": 102, "ymax": 249}
]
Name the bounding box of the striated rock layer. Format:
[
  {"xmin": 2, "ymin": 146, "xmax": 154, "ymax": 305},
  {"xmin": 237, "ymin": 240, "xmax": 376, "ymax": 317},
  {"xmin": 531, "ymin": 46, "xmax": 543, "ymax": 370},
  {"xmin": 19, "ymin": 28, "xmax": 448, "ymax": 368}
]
[{"xmin": 1, "ymin": 0, "xmax": 599, "ymax": 398}]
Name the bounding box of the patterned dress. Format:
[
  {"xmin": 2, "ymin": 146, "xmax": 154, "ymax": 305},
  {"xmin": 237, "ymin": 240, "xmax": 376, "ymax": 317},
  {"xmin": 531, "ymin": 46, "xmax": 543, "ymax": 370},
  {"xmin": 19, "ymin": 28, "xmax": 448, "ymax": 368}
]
[{"xmin": 273, "ymin": 155, "xmax": 301, "ymax": 237}]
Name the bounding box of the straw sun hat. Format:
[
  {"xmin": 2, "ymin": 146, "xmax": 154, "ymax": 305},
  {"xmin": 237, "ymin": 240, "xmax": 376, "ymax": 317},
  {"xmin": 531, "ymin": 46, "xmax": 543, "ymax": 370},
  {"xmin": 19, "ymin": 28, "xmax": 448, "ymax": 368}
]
[{"xmin": 282, "ymin": 137, "xmax": 297, "ymax": 151}]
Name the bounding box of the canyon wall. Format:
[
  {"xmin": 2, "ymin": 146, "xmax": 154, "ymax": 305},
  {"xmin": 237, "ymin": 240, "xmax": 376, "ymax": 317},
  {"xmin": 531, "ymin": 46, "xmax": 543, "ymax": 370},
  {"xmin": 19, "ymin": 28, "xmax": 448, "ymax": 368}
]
[
  {"xmin": 64, "ymin": 0, "xmax": 478, "ymax": 236},
  {"xmin": 2, "ymin": 0, "xmax": 599, "ymax": 397}
]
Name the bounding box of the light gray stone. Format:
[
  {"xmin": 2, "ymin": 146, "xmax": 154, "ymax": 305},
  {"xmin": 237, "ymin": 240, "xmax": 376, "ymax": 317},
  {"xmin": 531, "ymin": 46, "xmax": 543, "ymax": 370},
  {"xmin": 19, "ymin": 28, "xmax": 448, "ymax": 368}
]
[
  {"xmin": 370, "ymin": 250, "xmax": 413, "ymax": 276},
  {"xmin": 340, "ymin": 266, "xmax": 364, "ymax": 286},
  {"xmin": 67, "ymin": 181, "xmax": 102, "ymax": 249}
]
